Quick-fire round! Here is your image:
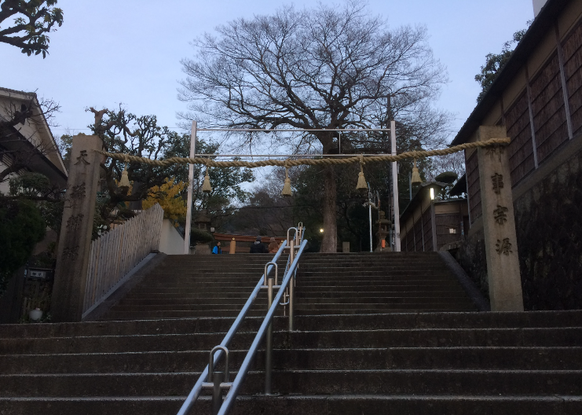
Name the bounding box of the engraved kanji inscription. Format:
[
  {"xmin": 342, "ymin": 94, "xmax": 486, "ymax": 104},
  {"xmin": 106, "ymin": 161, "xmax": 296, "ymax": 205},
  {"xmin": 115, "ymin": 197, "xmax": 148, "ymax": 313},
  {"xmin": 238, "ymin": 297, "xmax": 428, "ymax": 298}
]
[
  {"xmin": 495, "ymin": 238, "xmax": 512, "ymax": 255},
  {"xmin": 66, "ymin": 214, "xmax": 84, "ymax": 232},
  {"xmin": 62, "ymin": 246, "xmax": 80, "ymax": 260},
  {"xmin": 491, "ymin": 173, "xmax": 504, "ymax": 195},
  {"xmin": 65, "ymin": 183, "xmax": 87, "ymax": 209},
  {"xmin": 485, "ymin": 146, "xmax": 505, "ymax": 162},
  {"xmin": 75, "ymin": 150, "xmax": 90, "ymax": 165},
  {"xmin": 493, "ymin": 205, "xmax": 509, "ymax": 225},
  {"xmin": 69, "ymin": 183, "xmax": 86, "ymax": 200}
]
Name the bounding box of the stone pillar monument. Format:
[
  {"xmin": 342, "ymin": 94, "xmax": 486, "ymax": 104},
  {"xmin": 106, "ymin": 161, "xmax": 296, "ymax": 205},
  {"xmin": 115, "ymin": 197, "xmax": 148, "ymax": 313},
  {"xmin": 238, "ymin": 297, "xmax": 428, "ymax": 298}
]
[
  {"xmin": 51, "ymin": 135, "xmax": 103, "ymax": 321},
  {"xmin": 477, "ymin": 126, "xmax": 524, "ymax": 311}
]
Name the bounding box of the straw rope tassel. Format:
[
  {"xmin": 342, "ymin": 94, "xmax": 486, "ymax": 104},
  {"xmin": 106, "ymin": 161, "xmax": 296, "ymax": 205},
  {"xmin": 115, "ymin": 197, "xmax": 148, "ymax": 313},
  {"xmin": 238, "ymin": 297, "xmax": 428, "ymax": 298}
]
[
  {"xmin": 202, "ymin": 164, "xmax": 212, "ymax": 193},
  {"xmin": 281, "ymin": 165, "xmax": 292, "ymax": 197},
  {"xmin": 356, "ymin": 155, "xmax": 368, "ymax": 191},
  {"xmin": 411, "ymin": 159, "xmax": 422, "ymax": 185},
  {"xmin": 119, "ymin": 163, "xmax": 130, "ymax": 189}
]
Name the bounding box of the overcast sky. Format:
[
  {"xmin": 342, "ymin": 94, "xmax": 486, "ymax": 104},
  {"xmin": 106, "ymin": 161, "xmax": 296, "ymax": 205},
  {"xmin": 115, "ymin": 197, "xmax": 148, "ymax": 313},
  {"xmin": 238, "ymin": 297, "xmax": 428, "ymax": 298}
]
[{"xmin": 1, "ymin": 0, "xmax": 535, "ymax": 142}]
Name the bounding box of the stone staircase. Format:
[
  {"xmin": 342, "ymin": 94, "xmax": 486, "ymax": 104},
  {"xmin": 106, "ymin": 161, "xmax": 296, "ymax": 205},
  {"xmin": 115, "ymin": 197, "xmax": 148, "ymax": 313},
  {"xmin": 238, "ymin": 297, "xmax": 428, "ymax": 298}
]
[
  {"xmin": 295, "ymin": 252, "xmax": 478, "ymax": 313},
  {"xmin": 100, "ymin": 253, "xmax": 289, "ymax": 320},
  {"xmin": 1, "ymin": 252, "xmax": 581, "ymax": 414}
]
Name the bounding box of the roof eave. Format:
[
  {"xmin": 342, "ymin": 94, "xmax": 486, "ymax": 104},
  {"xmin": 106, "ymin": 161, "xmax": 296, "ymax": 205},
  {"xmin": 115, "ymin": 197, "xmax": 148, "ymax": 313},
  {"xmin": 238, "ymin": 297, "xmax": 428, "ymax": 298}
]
[{"xmin": 451, "ymin": 0, "xmax": 571, "ymax": 146}]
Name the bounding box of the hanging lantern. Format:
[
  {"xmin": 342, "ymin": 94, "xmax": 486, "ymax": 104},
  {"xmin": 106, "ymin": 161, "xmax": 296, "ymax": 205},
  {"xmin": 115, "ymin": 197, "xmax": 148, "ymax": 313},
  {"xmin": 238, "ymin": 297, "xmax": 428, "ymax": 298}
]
[
  {"xmin": 118, "ymin": 164, "xmax": 130, "ymax": 189},
  {"xmin": 411, "ymin": 159, "xmax": 422, "ymax": 185},
  {"xmin": 356, "ymin": 158, "xmax": 368, "ymax": 191},
  {"xmin": 281, "ymin": 166, "xmax": 292, "ymax": 197},
  {"xmin": 202, "ymin": 167, "xmax": 212, "ymax": 193}
]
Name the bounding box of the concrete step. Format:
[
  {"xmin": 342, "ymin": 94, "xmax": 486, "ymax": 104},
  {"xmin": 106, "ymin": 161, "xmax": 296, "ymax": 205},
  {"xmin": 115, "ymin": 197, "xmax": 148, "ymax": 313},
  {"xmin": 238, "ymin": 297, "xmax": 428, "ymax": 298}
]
[
  {"xmin": 107, "ymin": 303, "xmax": 272, "ymax": 312},
  {"xmin": 292, "ymin": 310, "xmax": 582, "ymax": 330},
  {"xmin": 0, "ymin": 371, "xmax": 252, "ymax": 397},
  {"xmin": 2, "ymin": 346, "xmax": 580, "ymax": 374},
  {"xmin": 6, "ymin": 324, "xmax": 580, "ymax": 356},
  {"xmin": 3, "ymin": 310, "xmax": 580, "ymax": 338},
  {"xmin": 294, "ymin": 303, "xmax": 477, "ymax": 313},
  {"xmin": 279, "ymin": 327, "xmax": 582, "ymax": 347},
  {"xmin": 112, "ymin": 295, "xmax": 474, "ymax": 307},
  {"xmin": 3, "ymin": 369, "xmax": 582, "ymax": 397},
  {"xmin": 128, "ymin": 280, "xmax": 466, "ymax": 291},
  {"xmin": 101, "ymin": 309, "xmax": 279, "ymax": 320},
  {"xmin": 2, "ymin": 395, "xmax": 580, "ymax": 415}
]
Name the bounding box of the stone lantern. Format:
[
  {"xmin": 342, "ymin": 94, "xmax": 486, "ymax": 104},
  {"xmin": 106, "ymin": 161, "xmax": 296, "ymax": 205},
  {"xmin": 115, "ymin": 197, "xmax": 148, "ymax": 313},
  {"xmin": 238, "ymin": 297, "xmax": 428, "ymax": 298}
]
[
  {"xmin": 194, "ymin": 210, "xmax": 211, "ymax": 232},
  {"xmin": 193, "ymin": 210, "xmax": 212, "ymax": 254},
  {"xmin": 375, "ymin": 210, "xmax": 392, "ymax": 252}
]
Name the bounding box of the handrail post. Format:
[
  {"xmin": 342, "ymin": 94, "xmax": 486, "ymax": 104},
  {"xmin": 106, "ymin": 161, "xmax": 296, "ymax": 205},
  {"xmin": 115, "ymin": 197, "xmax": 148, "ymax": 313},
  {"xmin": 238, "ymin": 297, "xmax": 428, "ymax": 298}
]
[
  {"xmin": 263, "ymin": 262, "xmax": 278, "ymax": 287},
  {"xmin": 265, "ymin": 273, "xmax": 274, "ymax": 395},
  {"xmin": 286, "ymin": 227, "xmax": 298, "ymax": 248},
  {"xmin": 263, "ymin": 261, "xmax": 278, "ymax": 395},
  {"xmin": 288, "ymin": 239, "xmax": 295, "ymax": 331},
  {"xmin": 296, "ymin": 222, "xmax": 304, "ymax": 245},
  {"xmin": 206, "ymin": 346, "xmax": 230, "ymax": 415}
]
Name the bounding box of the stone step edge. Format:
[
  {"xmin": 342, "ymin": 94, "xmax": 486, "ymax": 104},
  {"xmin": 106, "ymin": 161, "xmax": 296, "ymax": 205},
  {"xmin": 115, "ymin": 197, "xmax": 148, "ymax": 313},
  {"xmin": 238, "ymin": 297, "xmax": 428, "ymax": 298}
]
[
  {"xmin": 1, "ymin": 394, "xmax": 580, "ymax": 402},
  {"xmin": 2, "ymin": 345, "xmax": 581, "ymax": 358}
]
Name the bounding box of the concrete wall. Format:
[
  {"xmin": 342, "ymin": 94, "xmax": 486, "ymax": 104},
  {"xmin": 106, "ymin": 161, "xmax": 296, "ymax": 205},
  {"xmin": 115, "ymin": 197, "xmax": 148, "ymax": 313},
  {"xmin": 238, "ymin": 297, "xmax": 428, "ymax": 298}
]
[{"xmin": 159, "ymin": 219, "xmax": 185, "ymax": 255}]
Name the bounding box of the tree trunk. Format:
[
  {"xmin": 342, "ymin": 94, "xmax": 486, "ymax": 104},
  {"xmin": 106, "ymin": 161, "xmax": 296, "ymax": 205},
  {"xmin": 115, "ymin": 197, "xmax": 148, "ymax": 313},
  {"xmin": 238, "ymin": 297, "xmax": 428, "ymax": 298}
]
[{"xmin": 321, "ymin": 165, "xmax": 337, "ymax": 252}]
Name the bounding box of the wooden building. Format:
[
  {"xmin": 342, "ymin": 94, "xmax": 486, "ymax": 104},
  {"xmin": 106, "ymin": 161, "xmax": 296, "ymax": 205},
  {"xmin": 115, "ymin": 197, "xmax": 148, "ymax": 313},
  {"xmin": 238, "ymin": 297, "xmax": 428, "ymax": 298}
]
[
  {"xmin": 452, "ymin": 0, "xmax": 582, "ymax": 309},
  {"xmin": 400, "ymin": 183, "xmax": 469, "ymax": 253},
  {"xmin": 0, "ymin": 87, "xmax": 67, "ymax": 192}
]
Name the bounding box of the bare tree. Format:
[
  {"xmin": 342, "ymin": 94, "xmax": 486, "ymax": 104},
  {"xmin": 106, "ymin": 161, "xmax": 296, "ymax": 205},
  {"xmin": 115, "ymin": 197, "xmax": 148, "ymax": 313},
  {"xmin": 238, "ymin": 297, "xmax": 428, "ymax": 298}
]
[
  {"xmin": 180, "ymin": 1, "xmax": 450, "ymax": 251},
  {"xmin": 226, "ymin": 167, "xmax": 295, "ymax": 236},
  {"xmin": 424, "ymin": 152, "xmax": 466, "ymax": 183}
]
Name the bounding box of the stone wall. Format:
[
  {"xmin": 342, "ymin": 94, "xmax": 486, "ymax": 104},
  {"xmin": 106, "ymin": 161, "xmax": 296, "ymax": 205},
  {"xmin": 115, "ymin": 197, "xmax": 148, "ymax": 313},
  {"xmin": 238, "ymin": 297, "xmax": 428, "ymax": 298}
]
[
  {"xmin": 454, "ymin": 227, "xmax": 489, "ymax": 302},
  {"xmin": 514, "ymin": 148, "xmax": 582, "ymax": 310}
]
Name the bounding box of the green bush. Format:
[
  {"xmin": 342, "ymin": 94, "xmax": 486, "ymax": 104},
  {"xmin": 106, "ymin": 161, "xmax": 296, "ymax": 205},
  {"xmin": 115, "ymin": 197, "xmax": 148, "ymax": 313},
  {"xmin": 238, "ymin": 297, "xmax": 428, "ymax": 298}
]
[
  {"xmin": 190, "ymin": 227, "xmax": 213, "ymax": 245},
  {"xmin": 0, "ymin": 199, "xmax": 46, "ymax": 293}
]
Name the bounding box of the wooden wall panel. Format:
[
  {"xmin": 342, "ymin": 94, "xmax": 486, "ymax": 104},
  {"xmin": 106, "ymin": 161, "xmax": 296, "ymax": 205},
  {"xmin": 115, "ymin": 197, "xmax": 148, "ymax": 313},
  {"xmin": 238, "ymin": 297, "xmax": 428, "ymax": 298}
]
[
  {"xmin": 563, "ymin": 18, "xmax": 582, "ymax": 135},
  {"xmin": 530, "ymin": 52, "xmax": 569, "ymax": 163},
  {"xmin": 422, "ymin": 208, "xmax": 432, "ymax": 252},
  {"xmin": 466, "ymin": 150, "xmax": 481, "ymax": 223},
  {"xmin": 435, "ymin": 213, "xmax": 463, "ymax": 250},
  {"xmin": 414, "ymin": 214, "xmax": 424, "ymax": 251},
  {"xmin": 506, "ymin": 91, "xmax": 535, "ymax": 185}
]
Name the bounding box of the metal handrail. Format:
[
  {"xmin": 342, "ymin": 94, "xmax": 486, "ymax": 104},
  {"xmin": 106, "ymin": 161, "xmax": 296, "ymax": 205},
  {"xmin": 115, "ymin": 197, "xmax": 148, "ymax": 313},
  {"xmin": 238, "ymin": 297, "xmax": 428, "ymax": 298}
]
[
  {"xmin": 284, "ymin": 222, "xmax": 303, "ymax": 331},
  {"xmin": 176, "ymin": 240, "xmax": 288, "ymax": 415},
  {"xmin": 217, "ymin": 238, "xmax": 309, "ymax": 414}
]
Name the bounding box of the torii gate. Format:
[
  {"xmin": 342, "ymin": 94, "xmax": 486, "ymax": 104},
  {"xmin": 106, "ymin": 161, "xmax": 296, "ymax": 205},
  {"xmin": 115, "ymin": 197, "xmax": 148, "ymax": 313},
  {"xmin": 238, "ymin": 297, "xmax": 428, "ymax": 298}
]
[{"xmin": 183, "ymin": 121, "xmax": 401, "ymax": 254}]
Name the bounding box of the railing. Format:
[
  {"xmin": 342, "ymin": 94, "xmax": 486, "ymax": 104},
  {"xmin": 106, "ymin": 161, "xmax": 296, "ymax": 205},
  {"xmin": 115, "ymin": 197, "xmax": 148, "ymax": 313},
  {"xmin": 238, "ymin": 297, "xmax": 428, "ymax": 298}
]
[
  {"xmin": 82, "ymin": 203, "xmax": 164, "ymax": 316},
  {"xmin": 177, "ymin": 224, "xmax": 306, "ymax": 415}
]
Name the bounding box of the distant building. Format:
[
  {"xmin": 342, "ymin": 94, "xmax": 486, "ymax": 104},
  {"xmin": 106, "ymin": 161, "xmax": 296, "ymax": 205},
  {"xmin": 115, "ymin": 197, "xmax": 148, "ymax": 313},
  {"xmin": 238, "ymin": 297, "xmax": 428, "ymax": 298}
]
[{"xmin": 400, "ymin": 183, "xmax": 469, "ymax": 253}]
